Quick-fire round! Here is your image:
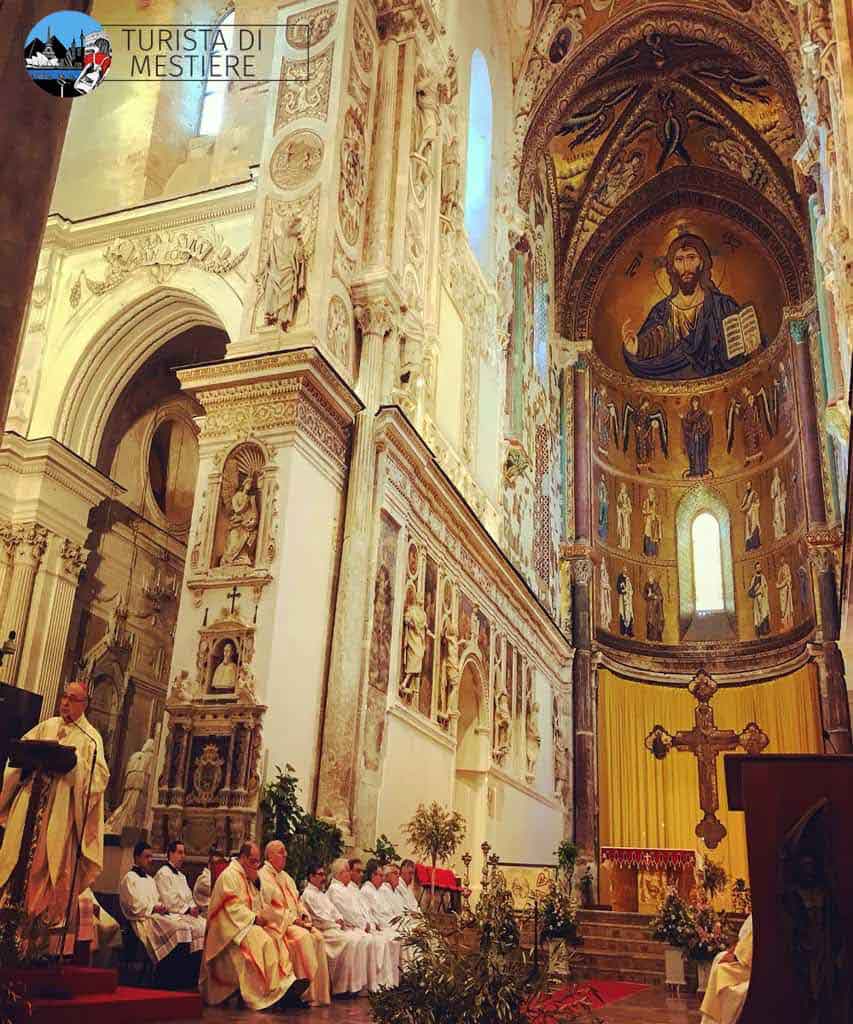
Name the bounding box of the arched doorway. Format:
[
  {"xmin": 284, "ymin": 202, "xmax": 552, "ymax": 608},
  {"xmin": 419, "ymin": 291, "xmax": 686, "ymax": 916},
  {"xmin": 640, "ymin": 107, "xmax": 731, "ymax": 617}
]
[{"xmin": 453, "ymin": 658, "xmax": 490, "ymax": 886}]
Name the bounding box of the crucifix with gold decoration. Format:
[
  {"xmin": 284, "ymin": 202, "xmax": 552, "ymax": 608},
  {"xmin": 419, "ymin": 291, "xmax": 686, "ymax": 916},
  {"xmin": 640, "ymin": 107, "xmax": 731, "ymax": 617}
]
[{"xmin": 645, "ymin": 670, "xmax": 769, "ymax": 849}]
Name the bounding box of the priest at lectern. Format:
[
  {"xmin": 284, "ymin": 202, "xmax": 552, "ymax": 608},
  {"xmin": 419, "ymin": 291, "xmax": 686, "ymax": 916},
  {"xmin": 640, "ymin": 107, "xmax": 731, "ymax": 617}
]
[{"xmin": 0, "ymin": 681, "xmax": 109, "ymax": 927}]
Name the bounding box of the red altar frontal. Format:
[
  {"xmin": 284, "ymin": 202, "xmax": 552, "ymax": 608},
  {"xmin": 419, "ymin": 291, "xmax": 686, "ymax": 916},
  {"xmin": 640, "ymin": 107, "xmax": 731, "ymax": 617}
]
[{"xmin": 599, "ymin": 848, "xmax": 696, "ymax": 914}]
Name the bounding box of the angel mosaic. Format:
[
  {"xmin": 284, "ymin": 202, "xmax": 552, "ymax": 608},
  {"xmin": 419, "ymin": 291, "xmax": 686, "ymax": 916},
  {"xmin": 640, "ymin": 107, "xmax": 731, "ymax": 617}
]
[
  {"xmin": 592, "ymin": 385, "xmax": 620, "ymax": 454},
  {"xmin": 622, "ymin": 397, "xmax": 669, "ymax": 471},
  {"xmin": 218, "ymin": 446, "xmax": 264, "ymax": 567},
  {"xmin": 726, "ymin": 385, "xmax": 775, "ymax": 465}
]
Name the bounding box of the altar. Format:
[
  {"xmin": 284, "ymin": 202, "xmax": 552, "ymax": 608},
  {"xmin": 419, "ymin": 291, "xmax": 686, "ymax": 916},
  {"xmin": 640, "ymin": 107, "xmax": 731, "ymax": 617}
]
[{"xmin": 599, "ymin": 847, "xmax": 696, "ymax": 914}]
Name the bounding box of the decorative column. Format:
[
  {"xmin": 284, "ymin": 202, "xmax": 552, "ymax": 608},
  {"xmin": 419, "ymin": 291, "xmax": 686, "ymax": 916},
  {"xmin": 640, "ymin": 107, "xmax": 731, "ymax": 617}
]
[
  {"xmin": 0, "ymin": 524, "xmax": 49, "ymax": 686},
  {"xmin": 315, "ymin": 297, "xmax": 395, "ymax": 837},
  {"xmin": 569, "ymin": 554, "xmax": 597, "ymax": 855},
  {"xmin": 17, "ymin": 536, "xmax": 88, "ymax": 718},
  {"xmin": 789, "ymin": 318, "xmax": 830, "ymax": 525},
  {"xmin": 807, "ymin": 637, "xmax": 853, "ymax": 754}
]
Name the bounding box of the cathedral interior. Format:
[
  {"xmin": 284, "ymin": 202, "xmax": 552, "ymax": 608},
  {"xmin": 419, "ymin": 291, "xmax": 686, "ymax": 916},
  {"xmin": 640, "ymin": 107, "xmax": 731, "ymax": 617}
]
[{"xmin": 4, "ymin": 0, "xmax": 853, "ymax": 1017}]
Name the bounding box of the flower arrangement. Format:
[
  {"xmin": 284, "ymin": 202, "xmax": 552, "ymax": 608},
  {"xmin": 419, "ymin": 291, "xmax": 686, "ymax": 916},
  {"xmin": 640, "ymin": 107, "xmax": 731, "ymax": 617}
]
[
  {"xmin": 731, "ymin": 878, "xmax": 752, "ymax": 916},
  {"xmin": 696, "ymin": 856, "xmax": 728, "ymax": 901},
  {"xmin": 651, "ymin": 890, "xmax": 697, "ymax": 950},
  {"xmin": 540, "ymin": 878, "xmax": 582, "ymax": 945},
  {"xmin": 688, "ymin": 899, "xmax": 728, "ymax": 962}
]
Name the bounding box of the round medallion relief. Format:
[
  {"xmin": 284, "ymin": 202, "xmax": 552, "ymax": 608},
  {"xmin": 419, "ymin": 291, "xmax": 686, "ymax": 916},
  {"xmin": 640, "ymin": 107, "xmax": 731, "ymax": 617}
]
[{"xmin": 269, "ymin": 131, "xmax": 324, "ymax": 191}]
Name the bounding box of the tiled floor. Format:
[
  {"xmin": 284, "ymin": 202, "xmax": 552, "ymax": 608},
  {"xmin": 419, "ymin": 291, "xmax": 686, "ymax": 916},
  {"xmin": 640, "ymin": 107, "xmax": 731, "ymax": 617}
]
[{"xmin": 161, "ymin": 987, "xmax": 702, "ymax": 1022}]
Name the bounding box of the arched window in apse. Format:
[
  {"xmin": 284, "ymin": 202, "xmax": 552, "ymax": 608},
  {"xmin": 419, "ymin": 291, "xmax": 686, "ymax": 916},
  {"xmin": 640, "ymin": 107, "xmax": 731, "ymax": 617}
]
[
  {"xmin": 198, "ymin": 10, "xmax": 235, "ymax": 135},
  {"xmin": 463, "ymin": 49, "xmax": 493, "ymax": 269},
  {"xmin": 692, "ymin": 511, "xmax": 725, "ymax": 612}
]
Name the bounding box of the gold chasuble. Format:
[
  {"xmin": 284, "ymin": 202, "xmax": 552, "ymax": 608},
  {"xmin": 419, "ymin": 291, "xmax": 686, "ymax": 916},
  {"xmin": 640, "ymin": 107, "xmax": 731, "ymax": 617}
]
[
  {"xmin": 0, "ymin": 714, "xmax": 108, "ymax": 926},
  {"xmin": 598, "ymin": 666, "xmax": 822, "ymax": 892},
  {"xmin": 201, "ymin": 859, "xmax": 296, "ymax": 1010}
]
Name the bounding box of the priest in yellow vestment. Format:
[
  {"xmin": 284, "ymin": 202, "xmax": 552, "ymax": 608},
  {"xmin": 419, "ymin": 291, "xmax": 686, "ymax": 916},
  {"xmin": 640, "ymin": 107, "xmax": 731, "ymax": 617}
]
[
  {"xmin": 200, "ymin": 842, "xmax": 307, "ymax": 1010},
  {"xmin": 700, "ymin": 915, "xmax": 752, "ymax": 1024},
  {"xmin": 0, "ymin": 682, "xmax": 108, "ymax": 928},
  {"xmin": 258, "ymin": 840, "xmax": 331, "ymax": 1007}
]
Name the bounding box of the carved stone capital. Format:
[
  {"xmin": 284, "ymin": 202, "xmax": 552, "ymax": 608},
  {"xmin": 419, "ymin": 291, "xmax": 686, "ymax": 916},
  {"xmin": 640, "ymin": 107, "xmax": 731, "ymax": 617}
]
[
  {"xmin": 60, "ymin": 538, "xmax": 88, "ymax": 580},
  {"xmin": 807, "ymin": 544, "xmax": 838, "ymax": 574},
  {"xmin": 0, "ymin": 523, "xmax": 19, "ymax": 559},
  {"xmin": 570, "ymin": 557, "xmax": 594, "ymax": 587},
  {"xmin": 13, "ymin": 523, "xmax": 49, "ymax": 564},
  {"xmin": 354, "ymin": 299, "xmax": 397, "ymax": 338},
  {"xmin": 376, "ymin": 0, "xmax": 444, "ymax": 46}
]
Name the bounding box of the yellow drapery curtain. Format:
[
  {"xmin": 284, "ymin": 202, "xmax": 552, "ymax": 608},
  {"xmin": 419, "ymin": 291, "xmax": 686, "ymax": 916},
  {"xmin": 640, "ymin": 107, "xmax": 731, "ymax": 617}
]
[{"xmin": 598, "ymin": 664, "xmax": 823, "ymax": 888}]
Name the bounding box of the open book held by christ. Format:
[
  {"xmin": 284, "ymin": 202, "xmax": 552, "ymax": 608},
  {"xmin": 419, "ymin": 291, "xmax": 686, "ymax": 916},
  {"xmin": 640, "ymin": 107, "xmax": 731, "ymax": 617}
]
[{"xmin": 723, "ymin": 305, "xmax": 761, "ymax": 361}]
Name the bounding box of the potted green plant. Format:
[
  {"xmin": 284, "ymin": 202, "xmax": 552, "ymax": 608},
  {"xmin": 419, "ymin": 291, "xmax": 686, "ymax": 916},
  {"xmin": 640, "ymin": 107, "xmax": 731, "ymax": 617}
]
[
  {"xmin": 579, "ymin": 866, "xmax": 594, "ymax": 908},
  {"xmin": 402, "ymin": 802, "xmax": 466, "ymax": 899},
  {"xmin": 731, "ymin": 878, "xmax": 752, "ymax": 916},
  {"xmin": 651, "ymin": 889, "xmax": 696, "ymax": 990},
  {"xmin": 540, "ymin": 877, "xmax": 582, "ymax": 978},
  {"xmin": 555, "ymin": 838, "xmax": 580, "ymax": 888},
  {"xmin": 368, "ymin": 833, "xmax": 401, "ymax": 867}
]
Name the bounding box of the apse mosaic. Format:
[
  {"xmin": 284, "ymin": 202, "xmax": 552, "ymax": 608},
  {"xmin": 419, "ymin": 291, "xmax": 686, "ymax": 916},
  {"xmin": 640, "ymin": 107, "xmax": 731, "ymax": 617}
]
[{"xmin": 592, "ymin": 210, "xmax": 785, "ymax": 382}]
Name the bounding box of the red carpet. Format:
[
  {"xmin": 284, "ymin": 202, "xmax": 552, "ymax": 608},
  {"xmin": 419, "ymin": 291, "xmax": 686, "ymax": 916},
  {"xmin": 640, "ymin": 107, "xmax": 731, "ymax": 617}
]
[
  {"xmin": 27, "ymin": 987, "xmax": 202, "ymax": 1024},
  {"xmin": 581, "ymin": 979, "xmax": 650, "ymax": 1006},
  {"xmin": 526, "ymin": 979, "xmax": 649, "ymax": 1021}
]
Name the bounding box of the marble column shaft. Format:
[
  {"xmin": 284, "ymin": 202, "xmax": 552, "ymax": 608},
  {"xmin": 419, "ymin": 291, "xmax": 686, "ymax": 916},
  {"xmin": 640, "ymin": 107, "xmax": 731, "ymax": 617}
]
[
  {"xmin": 571, "ymin": 562, "xmax": 596, "ymax": 856},
  {"xmin": 0, "ymin": 526, "xmax": 48, "ymax": 686},
  {"xmin": 315, "ymin": 303, "xmax": 393, "ymax": 836},
  {"xmin": 791, "ymin": 321, "xmax": 829, "ymax": 525},
  {"xmin": 573, "ymin": 368, "xmax": 591, "ymax": 543},
  {"xmin": 811, "ymin": 641, "xmax": 853, "ymax": 753}
]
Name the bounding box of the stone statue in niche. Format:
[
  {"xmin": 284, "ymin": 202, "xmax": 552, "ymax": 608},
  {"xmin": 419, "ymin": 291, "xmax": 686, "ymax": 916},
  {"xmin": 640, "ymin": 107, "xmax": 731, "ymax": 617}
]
[
  {"xmin": 235, "ymin": 665, "xmax": 259, "ymax": 704},
  {"xmin": 169, "ymin": 668, "xmax": 196, "ymax": 704},
  {"xmin": 105, "ymin": 737, "xmax": 155, "ymax": 833},
  {"xmin": 400, "ymin": 591, "xmax": 427, "ymax": 701},
  {"xmin": 741, "ymin": 480, "xmax": 762, "ymax": 551},
  {"xmin": 440, "ymin": 133, "xmax": 461, "ymax": 218},
  {"xmin": 747, "ymin": 563, "xmax": 770, "ymax": 637},
  {"xmin": 641, "ymin": 488, "xmax": 662, "ymax": 556},
  {"xmin": 438, "ymin": 616, "xmax": 460, "ymax": 723},
  {"xmin": 771, "ymin": 467, "xmax": 787, "ymax": 540},
  {"xmin": 494, "ymin": 681, "xmax": 511, "ymax": 758},
  {"xmin": 552, "ymin": 696, "xmax": 569, "ymax": 803},
  {"xmin": 644, "ymin": 573, "xmax": 665, "ymax": 641},
  {"xmin": 682, "ymin": 396, "xmax": 714, "ymax": 477},
  {"xmin": 616, "ymin": 483, "xmax": 632, "ymax": 550},
  {"xmin": 210, "ymin": 639, "xmax": 239, "ymax": 694},
  {"xmin": 218, "ymin": 446, "xmax": 264, "ymax": 568},
  {"xmin": 599, "ymin": 558, "xmax": 613, "ymax": 631},
  {"xmin": 616, "ymin": 567, "xmax": 634, "ymax": 637},
  {"xmin": 525, "ymin": 687, "xmax": 541, "ymax": 779},
  {"xmin": 261, "ymin": 216, "xmax": 308, "ymax": 331},
  {"xmin": 414, "ymin": 77, "xmax": 439, "ymax": 163},
  {"xmin": 777, "ymin": 562, "xmax": 794, "ymax": 630},
  {"xmin": 726, "ymin": 385, "xmax": 774, "ymax": 465}
]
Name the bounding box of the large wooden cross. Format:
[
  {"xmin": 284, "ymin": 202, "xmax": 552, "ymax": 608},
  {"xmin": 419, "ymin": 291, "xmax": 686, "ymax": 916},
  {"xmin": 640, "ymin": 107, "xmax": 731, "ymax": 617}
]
[{"xmin": 645, "ymin": 670, "xmax": 769, "ymax": 849}]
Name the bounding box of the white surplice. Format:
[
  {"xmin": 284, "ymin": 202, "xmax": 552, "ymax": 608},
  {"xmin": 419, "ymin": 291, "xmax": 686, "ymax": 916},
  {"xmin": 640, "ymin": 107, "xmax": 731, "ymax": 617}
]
[
  {"xmin": 327, "ymin": 879, "xmax": 392, "ymax": 991},
  {"xmin": 154, "ymin": 863, "xmax": 206, "ymax": 948},
  {"xmin": 120, "ymin": 868, "xmax": 200, "ymax": 961},
  {"xmin": 700, "ymin": 916, "xmax": 753, "ymax": 1024},
  {"xmin": 301, "ymin": 881, "xmax": 368, "ymax": 995},
  {"xmin": 397, "ymin": 879, "xmax": 421, "ymax": 915},
  {"xmin": 193, "ymin": 867, "xmax": 211, "ymax": 915},
  {"xmin": 360, "ymin": 882, "xmax": 401, "ymax": 985}
]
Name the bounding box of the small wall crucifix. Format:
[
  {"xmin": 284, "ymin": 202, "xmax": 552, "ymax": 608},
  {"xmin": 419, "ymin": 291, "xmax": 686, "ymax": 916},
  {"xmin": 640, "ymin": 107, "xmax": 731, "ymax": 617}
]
[{"xmin": 645, "ymin": 669, "xmax": 769, "ymax": 849}]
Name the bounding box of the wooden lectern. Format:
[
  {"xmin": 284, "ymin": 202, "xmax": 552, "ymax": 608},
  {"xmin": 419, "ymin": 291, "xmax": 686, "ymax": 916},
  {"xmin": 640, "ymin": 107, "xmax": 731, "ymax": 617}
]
[
  {"xmin": 1, "ymin": 741, "xmax": 77, "ymax": 917},
  {"xmin": 725, "ymin": 754, "xmax": 853, "ymax": 1024},
  {"xmin": 0, "ymin": 682, "xmax": 42, "ymax": 776}
]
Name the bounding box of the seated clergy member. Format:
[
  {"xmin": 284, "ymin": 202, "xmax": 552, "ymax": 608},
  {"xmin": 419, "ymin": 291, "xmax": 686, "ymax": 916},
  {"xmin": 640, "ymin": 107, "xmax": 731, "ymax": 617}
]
[
  {"xmin": 301, "ymin": 863, "xmax": 369, "ymax": 997},
  {"xmin": 328, "ymin": 857, "xmax": 393, "ymax": 991},
  {"xmin": 154, "ymin": 840, "xmax": 206, "ymax": 945},
  {"xmin": 700, "ymin": 915, "xmax": 753, "ymax": 1024},
  {"xmin": 258, "ymin": 841, "xmax": 331, "ymax": 1007},
  {"xmin": 359, "ymin": 859, "xmax": 402, "ymax": 985},
  {"xmin": 192, "ymin": 847, "xmax": 228, "ymax": 916},
  {"xmin": 398, "ymin": 859, "xmax": 422, "ymax": 915},
  {"xmin": 120, "ymin": 841, "xmax": 202, "ymax": 987},
  {"xmin": 201, "ymin": 842, "xmax": 308, "ymax": 1011},
  {"xmin": 379, "ymin": 863, "xmax": 406, "ymax": 924}
]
